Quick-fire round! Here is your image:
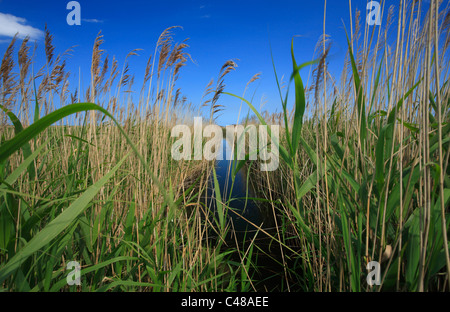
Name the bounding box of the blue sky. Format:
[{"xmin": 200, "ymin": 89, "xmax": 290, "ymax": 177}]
[{"xmin": 0, "ymin": 0, "xmax": 398, "ymax": 126}]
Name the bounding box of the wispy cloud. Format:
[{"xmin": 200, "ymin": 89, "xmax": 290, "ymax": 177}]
[
  {"xmin": 199, "ymin": 5, "xmax": 210, "ymax": 19},
  {"xmin": 0, "ymin": 12, "xmax": 44, "ymax": 40},
  {"xmin": 82, "ymin": 18, "xmax": 104, "ymax": 23}
]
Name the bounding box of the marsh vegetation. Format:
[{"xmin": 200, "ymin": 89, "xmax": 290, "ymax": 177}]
[{"xmin": 0, "ymin": 0, "xmax": 449, "ymax": 291}]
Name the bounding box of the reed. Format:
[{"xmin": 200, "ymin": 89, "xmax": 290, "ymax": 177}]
[
  {"xmin": 1, "ymin": 0, "xmax": 449, "ymax": 292},
  {"xmin": 0, "ymin": 26, "xmax": 250, "ymax": 291},
  {"xmin": 227, "ymin": 0, "xmax": 449, "ymax": 291}
]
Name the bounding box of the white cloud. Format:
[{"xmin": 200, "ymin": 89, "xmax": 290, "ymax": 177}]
[
  {"xmin": 0, "ymin": 12, "xmax": 44, "ymax": 40},
  {"xmin": 82, "ymin": 18, "xmax": 103, "ymax": 23}
]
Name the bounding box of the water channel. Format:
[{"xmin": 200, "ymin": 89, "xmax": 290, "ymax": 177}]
[
  {"xmin": 204, "ymin": 139, "xmax": 265, "ymax": 242},
  {"xmin": 202, "ymin": 139, "xmax": 292, "ymax": 290}
]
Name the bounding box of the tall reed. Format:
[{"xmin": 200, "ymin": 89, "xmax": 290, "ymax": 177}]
[
  {"xmin": 0, "ymin": 27, "xmax": 251, "ymax": 291},
  {"xmin": 226, "ymin": 0, "xmax": 449, "ymax": 291},
  {"xmin": 1, "ymin": 0, "xmax": 448, "ymax": 292}
]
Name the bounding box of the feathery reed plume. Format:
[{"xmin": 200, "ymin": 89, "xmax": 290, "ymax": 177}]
[
  {"xmin": 443, "ymin": 9, "xmax": 450, "ymax": 51},
  {"xmin": 157, "ymin": 43, "xmax": 169, "ymax": 79},
  {"xmin": 170, "ymin": 39, "xmax": 191, "ymax": 80},
  {"xmin": 139, "ymin": 54, "xmax": 153, "ymax": 105},
  {"xmin": 173, "ymin": 88, "xmax": 181, "ymax": 108},
  {"xmin": 70, "ymin": 89, "xmax": 78, "ymax": 104},
  {"xmin": 219, "ymin": 59, "xmax": 238, "ymax": 80},
  {"xmin": 0, "ymin": 35, "xmax": 18, "ymax": 122},
  {"xmin": 120, "ymin": 62, "xmax": 131, "ymax": 88},
  {"xmin": 156, "ymin": 27, "xmax": 181, "ymax": 78},
  {"xmin": 1, "ymin": 35, "xmax": 17, "ymax": 94},
  {"xmin": 127, "ymin": 49, "xmax": 143, "ymax": 58},
  {"xmin": 201, "ymin": 78, "xmax": 214, "ymax": 108},
  {"xmin": 105, "ymin": 55, "xmax": 119, "ymax": 94},
  {"xmin": 157, "ymin": 89, "xmax": 164, "ymax": 102},
  {"xmin": 85, "ymin": 86, "xmax": 91, "ymax": 102},
  {"xmin": 354, "ymin": 8, "xmax": 361, "ymax": 46},
  {"xmin": 241, "ymin": 72, "xmax": 262, "ymax": 122},
  {"xmin": 44, "ymin": 24, "xmax": 55, "ymax": 67},
  {"xmin": 59, "ymin": 71, "xmax": 70, "ymax": 105},
  {"xmin": 115, "ymin": 49, "xmax": 141, "ymax": 100},
  {"xmin": 91, "ymin": 31, "xmax": 105, "ymax": 102},
  {"xmin": 143, "ymin": 55, "xmax": 152, "ymax": 85},
  {"xmin": 126, "ymin": 74, "xmax": 135, "ymax": 92},
  {"xmin": 198, "ymin": 78, "xmax": 215, "ymax": 120},
  {"xmin": 312, "ymin": 36, "xmax": 331, "ymax": 104},
  {"xmin": 49, "ymin": 59, "xmax": 66, "ymax": 93},
  {"xmin": 210, "ymin": 59, "xmax": 238, "ymax": 122},
  {"xmin": 37, "ymin": 75, "xmax": 48, "ymax": 104},
  {"xmin": 143, "ymin": 26, "xmax": 184, "ymax": 114},
  {"xmin": 18, "ymin": 36, "xmax": 31, "ymax": 101},
  {"xmin": 384, "ymin": 5, "xmax": 396, "ymax": 43},
  {"xmin": 156, "ymin": 26, "xmax": 182, "ymax": 47},
  {"xmin": 247, "ymin": 72, "xmax": 261, "ymax": 86},
  {"xmin": 1, "ymin": 34, "xmax": 16, "ymax": 78}
]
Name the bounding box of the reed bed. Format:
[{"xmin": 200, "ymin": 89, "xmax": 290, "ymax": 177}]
[
  {"xmin": 236, "ymin": 0, "xmax": 450, "ymax": 291},
  {"xmin": 1, "ymin": 0, "xmax": 449, "ymax": 292},
  {"xmin": 0, "ymin": 26, "xmax": 254, "ymax": 291}
]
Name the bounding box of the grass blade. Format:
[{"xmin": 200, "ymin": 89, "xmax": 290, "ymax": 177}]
[{"xmin": 0, "ymin": 152, "xmax": 130, "ymax": 284}]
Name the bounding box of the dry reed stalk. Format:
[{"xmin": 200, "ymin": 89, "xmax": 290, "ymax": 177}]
[{"xmin": 432, "ymin": 0, "xmax": 450, "ymax": 288}]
